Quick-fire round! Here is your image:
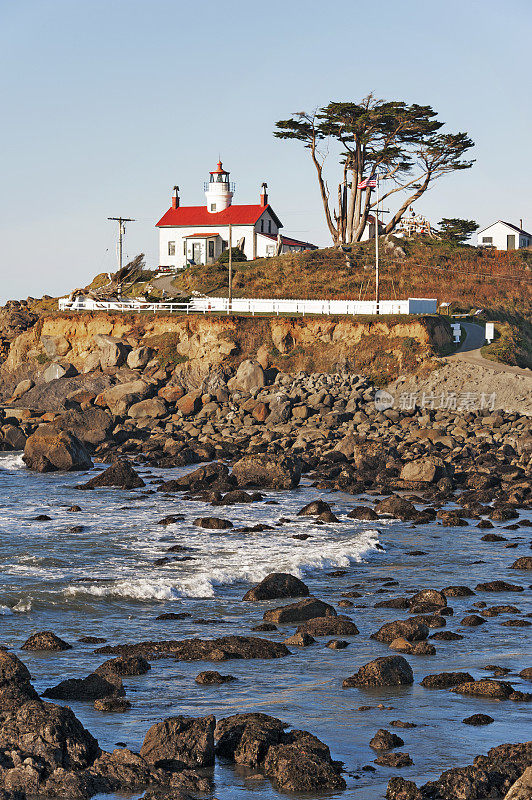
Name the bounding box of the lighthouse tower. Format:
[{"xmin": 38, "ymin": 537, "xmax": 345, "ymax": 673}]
[{"xmin": 204, "ymin": 161, "xmax": 234, "ymax": 213}]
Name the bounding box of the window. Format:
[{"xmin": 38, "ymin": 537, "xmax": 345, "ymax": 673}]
[
  {"xmin": 260, "ymin": 220, "xmax": 264, "ymax": 232},
  {"xmin": 183, "ymin": 241, "xmax": 187, "ymax": 255},
  {"xmin": 210, "ymin": 203, "xmax": 216, "ymax": 212},
  {"xmin": 208, "ymin": 240, "xmax": 214, "ymax": 258},
  {"xmin": 268, "ymin": 220, "xmax": 272, "ymax": 233},
  {"xmin": 482, "ymin": 237, "xmax": 492, "ymax": 244},
  {"xmin": 168, "ymin": 241, "xmax": 175, "ymax": 256},
  {"xmin": 222, "ymin": 239, "xmax": 228, "ymax": 250}
]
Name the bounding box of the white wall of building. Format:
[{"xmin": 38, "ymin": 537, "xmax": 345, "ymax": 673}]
[{"xmin": 477, "ymin": 221, "xmax": 531, "ymax": 250}]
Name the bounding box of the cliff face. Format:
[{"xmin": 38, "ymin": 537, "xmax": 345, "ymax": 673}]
[{"xmin": 0, "ymin": 312, "xmax": 452, "ymax": 393}]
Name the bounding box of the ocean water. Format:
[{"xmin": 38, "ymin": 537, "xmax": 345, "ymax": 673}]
[{"xmin": 0, "ymin": 451, "xmax": 530, "ymax": 799}]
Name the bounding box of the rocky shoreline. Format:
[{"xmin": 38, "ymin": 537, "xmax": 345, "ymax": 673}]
[{"xmin": 0, "ymin": 323, "xmax": 531, "ymax": 798}]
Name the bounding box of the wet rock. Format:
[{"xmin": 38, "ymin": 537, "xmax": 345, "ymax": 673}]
[
  {"xmin": 215, "ymin": 713, "xmax": 287, "ymax": 766},
  {"xmin": 386, "ymin": 776, "xmax": 422, "ymax": 799},
  {"xmin": 251, "ymin": 623, "xmax": 277, "ymax": 632},
  {"xmin": 263, "ymin": 597, "xmax": 336, "ymax": 624},
  {"xmin": 481, "ymin": 533, "xmax": 507, "ymax": 542},
  {"xmin": 376, "ymin": 597, "xmax": 410, "ymax": 609},
  {"xmin": 95, "ymin": 656, "xmax": 150, "ymax": 677},
  {"xmin": 160, "ymin": 462, "xmax": 235, "ymax": 493},
  {"xmin": 462, "ymin": 714, "xmax": 494, "ymax": 726},
  {"xmin": 450, "ymin": 679, "xmax": 515, "ymax": 699},
  {"xmin": 327, "ymin": 639, "xmax": 349, "ymax": 649},
  {"xmin": 94, "ymin": 696, "xmax": 132, "ymax": 712},
  {"xmin": 21, "ymin": 631, "xmax": 72, "ymax": 651},
  {"xmin": 23, "ymin": 426, "xmax": 92, "ymax": 472},
  {"xmin": 283, "ymin": 632, "xmax": 315, "ymax": 647},
  {"xmin": 217, "ymin": 489, "xmax": 262, "ymax": 505},
  {"xmin": 157, "ymin": 515, "xmax": 184, "ymax": 526},
  {"xmin": 80, "ymin": 460, "xmax": 145, "ymax": 490},
  {"xmin": 96, "ymin": 635, "xmax": 289, "ymax": 661},
  {"xmin": 371, "ymin": 619, "xmax": 429, "ymax": 643},
  {"xmin": 476, "ymin": 580, "xmax": 524, "ymax": 592},
  {"xmin": 193, "ymin": 517, "xmax": 233, "ymax": 530},
  {"xmin": 430, "ymin": 631, "xmax": 464, "ymax": 641},
  {"xmin": 443, "ymin": 585, "xmax": 475, "ymax": 597},
  {"xmin": 375, "ymin": 752, "xmax": 413, "ymax": 767},
  {"xmin": 390, "ymin": 720, "xmax": 417, "ymax": 729},
  {"xmin": 510, "ymin": 557, "xmax": 532, "ymax": 570},
  {"xmin": 343, "ymin": 655, "xmax": 414, "ymax": 688},
  {"xmin": 409, "ymin": 613, "xmax": 446, "ymax": 629},
  {"xmin": 79, "ymin": 636, "xmax": 107, "ymax": 644},
  {"xmin": 461, "ymin": 614, "xmax": 486, "ymax": 626},
  {"xmin": 482, "ymin": 604, "xmax": 520, "ymax": 616},
  {"xmin": 504, "ymin": 766, "xmax": 532, "ymax": 800},
  {"xmin": 370, "ymin": 729, "xmax": 405, "ymax": 750},
  {"xmin": 347, "ymin": 506, "xmax": 379, "ymax": 520},
  {"xmin": 140, "ymin": 715, "xmax": 216, "ymax": 768},
  {"xmin": 389, "ymin": 638, "xmax": 435, "ymax": 656},
  {"xmin": 297, "ymin": 499, "xmax": 333, "ymax": 516},
  {"xmin": 518, "ymin": 668, "xmax": 532, "ymax": 680},
  {"xmin": 242, "ymin": 573, "xmax": 309, "ymax": 602},
  {"xmin": 262, "ymin": 728, "xmax": 346, "ymax": 792},
  {"xmin": 375, "ymin": 496, "xmax": 417, "ymax": 521},
  {"xmin": 231, "ymin": 453, "xmax": 301, "ymax": 490},
  {"xmin": 297, "ymin": 616, "xmax": 359, "ymax": 637},
  {"xmin": 42, "ymin": 672, "xmax": 125, "ymax": 701},
  {"xmin": 421, "ymin": 672, "xmax": 475, "ymax": 689},
  {"xmin": 195, "ymin": 671, "xmax": 236, "ymax": 685},
  {"xmin": 408, "ymin": 589, "xmax": 447, "ymax": 609}
]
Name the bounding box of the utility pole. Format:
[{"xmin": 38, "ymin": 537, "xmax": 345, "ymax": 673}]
[
  {"xmin": 227, "ymin": 223, "xmax": 232, "ymax": 314},
  {"xmin": 375, "ymin": 175, "xmax": 380, "ymax": 312},
  {"xmin": 108, "ymin": 217, "xmax": 135, "ymax": 272}
]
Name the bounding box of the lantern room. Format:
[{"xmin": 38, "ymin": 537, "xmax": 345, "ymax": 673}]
[{"xmin": 204, "ymin": 160, "xmax": 235, "ymax": 213}]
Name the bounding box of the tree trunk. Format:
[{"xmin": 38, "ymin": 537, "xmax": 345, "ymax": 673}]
[
  {"xmin": 310, "ymin": 144, "xmax": 338, "ymax": 243},
  {"xmin": 384, "ymin": 173, "xmax": 431, "ymax": 235}
]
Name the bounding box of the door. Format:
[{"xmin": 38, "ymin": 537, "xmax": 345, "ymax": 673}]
[
  {"xmin": 507, "ymin": 234, "xmax": 516, "ymax": 250},
  {"xmin": 192, "ymin": 242, "xmax": 202, "ymax": 263}
]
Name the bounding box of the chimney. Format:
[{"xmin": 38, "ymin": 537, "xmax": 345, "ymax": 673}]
[
  {"xmin": 260, "ymin": 181, "xmax": 268, "ymax": 206},
  {"xmin": 172, "ymin": 185, "xmax": 180, "ymax": 209},
  {"xmin": 520, "ymin": 218, "xmax": 523, "ymax": 230}
]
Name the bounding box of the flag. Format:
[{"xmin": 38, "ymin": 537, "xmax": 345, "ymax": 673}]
[{"xmin": 357, "ymin": 174, "xmax": 377, "ymax": 189}]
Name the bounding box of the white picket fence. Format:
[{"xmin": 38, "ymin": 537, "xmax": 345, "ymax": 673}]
[{"xmin": 58, "ymin": 296, "xmax": 437, "ymax": 316}]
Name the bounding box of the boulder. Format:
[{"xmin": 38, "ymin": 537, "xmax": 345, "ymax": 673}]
[
  {"xmin": 158, "ymin": 385, "xmax": 185, "ymax": 403},
  {"xmin": 127, "ymin": 347, "xmax": 154, "ymax": 370},
  {"xmin": 176, "ymin": 391, "xmax": 202, "ymax": 417},
  {"xmin": 98, "ymin": 380, "xmax": 150, "ymax": 415},
  {"xmin": 231, "ymin": 453, "xmax": 301, "ymax": 490},
  {"xmin": 215, "ymin": 713, "xmax": 287, "ymax": 766},
  {"xmin": 463, "ymin": 714, "xmax": 494, "ymax": 726},
  {"xmin": 95, "ymin": 656, "xmax": 150, "ymax": 677},
  {"xmin": 400, "ymin": 458, "xmax": 445, "ymax": 483},
  {"xmin": 443, "ymin": 585, "xmax": 475, "ymax": 597},
  {"xmin": 80, "ymin": 460, "xmax": 145, "ymax": 490},
  {"xmin": 96, "ymin": 635, "xmax": 290, "ymax": 661},
  {"xmin": 55, "ymin": 407, "xmax": 112, "ymax": 445},
  {"xmin": 140, "ymin": 714, "xmax": 216, "ymax": 768},
  {"xmin": 386, "ymin": 777, "xmax": 422, "ymax": 800},
  {"xmin": 504, "ymin": 766, "xmax": 532, "ymax": 800},
  {"xmin": 23, "ymin": 426, "xmax": 92, "ymax": 472},
  {"xmin": 343, "ymin": 656, "xmax": 414, "ymax": 687},
  {"xmin": 370, "ymin": 729, "xmax": 404, "ymax": 750},
  {"xmin": 374, "ymin": 496, "xmax": 417, "ymax": 520},
  {"xmin": 297, "ymin": 500, "xmax": 332, "ymax": 516},
  {"xmin": 97, "ymin": 336, "xmax": 130, "ymax": 369},
  {"xmin": 195, "ymin": 671, "xmax": 236, "ymax": 685},
  {"xmin": 128, "ymin": 398, "xmax": 167, "ymax": 419},
  {"xmin": 450, "ymin": 679, "xmax": 515, "ymax": 699},
  {"xmin": 510, "ymin": 557, "xmax": 532, "ymax": 571},
  {"xmin": 193, "ymin": 517, "xmax": 233, "ymax": 530},
  {"xmin": 371, "ymin": 619, "xmax": 429, "ymax": 643},
  {"xmin": 227, "ymin": 360, "xmax": 265, "ymax": 393},
  {"xmin": 1, "ymin": 424, "xmax": 27, "ymax": 450},
  {"xmin": 21, "ymin": 631, "xmax": 72, "ymax": 651},
  {"xmin": 283, "ymin": 632, "xmax": 315, "ymax": 647},
  {"xmin": 421, "ymin": 672, "xmax": 474, "ymax": 689},
  {"xmin": 242, "ymin": 573, "xmax": 309, "ymax": 602},
  {"xmin": 263, "ymin": 597, "xmax": 336, "ymax": 624},
  {"xmin": 42, "ymin": 672, "xmax": 125, "ymax": 701},
  {"xmin": 408, "ymin": 589, "xmax": 447, "ymax": 609},
  {"xmin": 476, "ymin": 581, "xmax": 524, "ymax": 592},
  {"xmin": 11, "ymin": 378, "xmax": 34, "ymax": 401},
  {"xmin": 43, "ymin": 362, "xmax": 78, "ymax": 382},
  {"xmin": 347, "ymin": 505, "xmax": 379, "ymax": 520},
  {"xmin": 297, "ymin": 616, "xmax": 359, "ymax": 637},
  {"xmin": 262, "ymin": 729, "xmax": 346, "ymax": 792},
  {"xmin": 461, "ymin": 614, "xmax": 485, "ymax": 626},
  {"xmin": 94, "ymin": 696, "xmax": 131, "ymax": 712},
  {"xmin": 376, "ymin": 752, "xmax": 413, "ymax": 767}
]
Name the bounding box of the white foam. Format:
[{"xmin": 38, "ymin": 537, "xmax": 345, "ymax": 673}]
[
  {"xmin": 0, "ymin": 452, "xmax": 25, "ymax": 470},
  {"xmin": 0, "ymin": 605, "xmax": 13, "ymax": 615},
  {"xmin": 12, "ymin": 598, "xmax": 32, "ymax": 613}
]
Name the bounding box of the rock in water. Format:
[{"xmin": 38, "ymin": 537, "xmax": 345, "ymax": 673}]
[
  {"xmin": 370, "ymin": 729, "xmax": 405, "ymax": 750},
  {"xmin": 23, "ymin": 425, "xmax": 92, "ymax": 472},
  {"xmin": 343, "ymin": 656, "xmax": 414, "ymax": 687},
  {"xmin": 140, "ymin": 715, "xmax": 216, "ymax": 768},
  {"xmin": 80, "ymin": 460, "xmax": 145, "ymax": 489},
  {"xmin": 195, "ymin": 671, "xmax": 236, "ymax": 685},
  {"xmin": 42, "ymin": 672, "xmax": 125, "ymax": 701},
  {"xmin": 263, "ymin": 597, "xmax": 336, "ymax": 624},
  {"xmin": 242, "ymin": 573, "xmax": 310, "ymax": 601},
  {"xmin": 371, "ymin": 619, "xmax": 429, "ymax": 643},
  {"xmin": 231, "ymin": 453, "xmax": 301, "ymax": 489},
  {"xmin": 21, "ymin": 631, "xmax": 72, "ymax": 651}
]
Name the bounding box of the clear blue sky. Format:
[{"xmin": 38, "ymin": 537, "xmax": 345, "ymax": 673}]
[{"xmin": 1, "ymin": 0, "xmax": 530, "ymax": 301}]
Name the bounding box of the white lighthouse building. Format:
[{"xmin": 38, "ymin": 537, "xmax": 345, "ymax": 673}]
[{"xmin": 156, "ymin": 160, "xmax": 317, "ymax": 270}]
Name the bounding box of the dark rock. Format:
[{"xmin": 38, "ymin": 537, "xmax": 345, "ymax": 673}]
[
  {"xmin": 343, "ymin": 655, "xmax": 414, "ymax": 688},
  {"xmin": 371, "ymin": 619, "xmax": 429, "ymax": 643},
  {"xmin": 242, "ymin": 572, "xmax": 309, "ymax": 601},
  {"xmin": 95, "ymin": 656, "xmax": 150, "ymax": 677},
  {"xmin": 263, "ymin": 597, "xmax": 336, "ymax": 624},
  {"xmin": 262, "ymin": 728, "xmax": 346, "ymax": 792},
  {"xmin": 390, "ymin": 720, "xmax": 417, "ymax": 729},
  {"xmin": 450, "ymin": 679, "xmax": 515, "ymax": 699},
  {"xmin": 375, "ymin": 597, "xmax": 410, "ymax": 609},
  {"xmin": 348, "ymin": 505, "xmax": 379, "ymax": 520},
  {"xmin": 375, "ymin": 752, "xmax": 413, "ymax": 767},
  {"xmin": 519, "ymin": 668, "xmax": 532, "ymax": 680},
  {"xmin": 462, "ymin": 714, "xmax": 494, "ymax": 726},
  {"xmin": 157, "ymin": 515, "xmax": 184, "ymax": 526},
  {"xmin": 193, "ymin": 517, "xmax": 233, "ymax": 530},
  {"xmin": 375, "ymin": 496, "xmax": 417, "ymax": 520},
  {"xmin": 252, "ymin": 623, "xmax": 277, "ymax": 632},
  {"xmin": 443, "ymin": 585, "xmax": 475, "ymax": 597},
  {"xmin": 430, "ymin": 631, "xmax": 464, "ymax": 640},
  {"xmin": 283, "ymin": 632, "xmax": 315, "ymax": 647},
  {"xmin": 55, "ymin": 407, "xmax": 112, "ymax": 446},
  {"xmin": 231, "ymin": 453, "xmax": 301, "ymax": 490},
  {"xmin": 327, "ymin": 639, "xmax": 349, "ymax": 649},
  {"xmin": 510, "ymin": 557, "xmax": 532, "ymax": 570},
  {"xmin": 21, "ymin": 631, "xmax": 72, "ymax": 651},
  {"xmin": 297, "ymin": 500, "xmax": 332, "ymax": 516},
  {"xmin": 297, "ymin": 616, "xmax": 359, "ymax": 637},
  {"xmin": 79, "ymin": 636, "xmax": 107, "ymax": 644},
  {"xmin": 42, "ymin": 672, "xmax": 125, "ymax": 701},
  {"xmin": 476, "ymin": 580, "xmax": 524, "ymax": 592},
  {"xmin": 215, "ymin": 713, "xmax": 287, "ymax": 766},
  {"xmin": 386, "ymin": 776, "xmax": 422, "ymax": 799},
  {"xmin": 195, "ymin": 671, "xmax": 236, "ymax": 685},
  {"xmin": 94, "ymin": 696, "xmax": 131, "ymax": 712},
  {"xmin": 481, "ymin": 533, "xmax": 507, "ymax": 542},
  {"xmin": 140, "ymin": 715, "xmax": 216, "ymax": 768},
  {"xmin": 421, "ymin": 672, "xmax": 475, "ymax": 689},
  {"xmin": 461, "ymin": 614, "xmax": 486, "ymax": 626},
  {"xmin": 158, "ymin": 462, "xmax": 235, "ymax": 493},
  {"xmin": 80, "ymin": 460, "xmax": 145, "ymax": 490},
  {"xmin": 95, "ymin": 635, "xmax": 290, "ymax": 661},
  {"xmin": 408, "ymin": 588, "xmax": 447, "ymax": 609},
  {"xmin": 370, "ymin": 729, "xmax": 405, "ymax": 750},
  {"xmin": 23, "ymin": 426, "xmax": 92, "ymax": 472}
]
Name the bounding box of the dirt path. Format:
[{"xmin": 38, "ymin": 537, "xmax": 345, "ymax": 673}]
[{"xmin": 448, "ymin": 321, "xmax": 531, "ymax": 378}]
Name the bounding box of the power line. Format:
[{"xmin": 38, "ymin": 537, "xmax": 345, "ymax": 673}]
[{"xmin": 107, "ymin": 217, "xmax": 135, "ymax": 272}]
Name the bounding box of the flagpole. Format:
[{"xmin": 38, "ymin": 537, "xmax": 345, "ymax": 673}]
[{"xmin": 375, "ymin": 174, "xmax": 380, "ymax": 312}]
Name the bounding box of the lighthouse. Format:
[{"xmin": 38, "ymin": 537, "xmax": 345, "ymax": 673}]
[{"xmin": 204, "ymin": 161, "xmax": 234, "ymax": 213}]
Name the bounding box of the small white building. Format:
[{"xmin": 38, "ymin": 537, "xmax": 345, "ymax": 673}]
[
  {"xmin": 477, "ymin": 220, "xmax": 531, "ymax": 250},
  {"xmin": 156, "ymin": 161, "xmax": 317, "ymax": 269}
]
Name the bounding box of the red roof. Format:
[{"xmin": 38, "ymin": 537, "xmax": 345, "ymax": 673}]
[
  {"xmin": 156, "ymin": 203, "xmax": 282, "ymax": 228},
  {"xmin": 210, "ymin": 160, "xmax": 228, "ymax": 175},
  {"xmin": 184, "ymin": 232, "xmax": 220, "ymax": 238},
  {"xmin": 260, "ymin": 232, "xmax": 317, "ymax": 249}
]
